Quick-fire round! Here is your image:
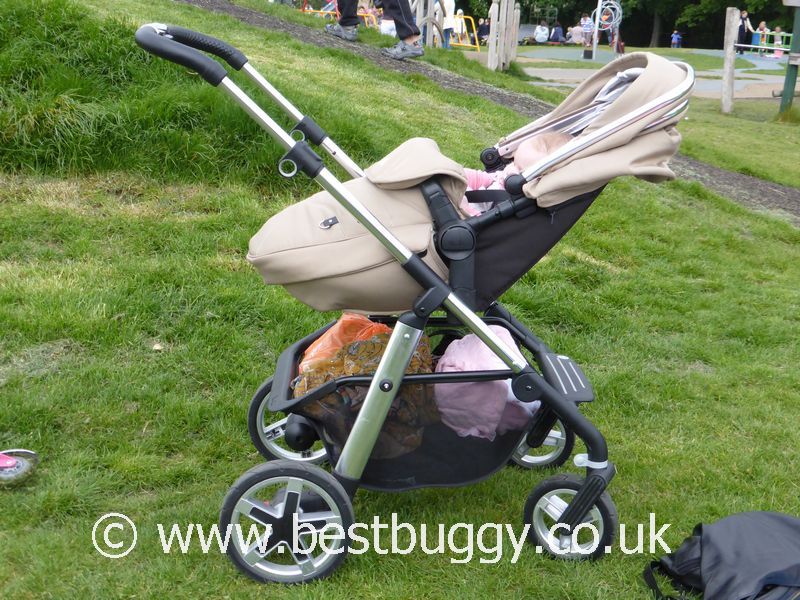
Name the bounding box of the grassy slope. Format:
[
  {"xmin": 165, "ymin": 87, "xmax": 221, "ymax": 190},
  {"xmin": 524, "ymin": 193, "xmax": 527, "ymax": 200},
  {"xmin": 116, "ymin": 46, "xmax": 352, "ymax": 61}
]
[
  {"xmin": 2, "ymin": 1, "xmax": 800, "ymax": 599},
  {"xmin": 679, "ymin": 97, "xmax": 800, "ymax": 188},
  {"xmin": 230, "ymin": 0, "xmax": 567, "ymax": 104}
]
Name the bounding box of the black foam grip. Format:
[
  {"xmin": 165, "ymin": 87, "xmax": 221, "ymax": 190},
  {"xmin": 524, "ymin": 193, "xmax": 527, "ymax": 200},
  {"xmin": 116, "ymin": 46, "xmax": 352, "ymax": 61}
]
[
  {"xmin": 135, "ymin": 24, "xmax": 228, "ymax": 86},
  {"xmin": 166, "ymin": 25, "xmax": 248, "ymax": 70}
]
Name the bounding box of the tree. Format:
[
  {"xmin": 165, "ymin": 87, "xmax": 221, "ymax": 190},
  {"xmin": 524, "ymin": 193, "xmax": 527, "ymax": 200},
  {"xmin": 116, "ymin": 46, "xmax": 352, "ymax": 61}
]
[{"xmin": 621, "ymin": 0, "xmax": 689, "ymax": 47}]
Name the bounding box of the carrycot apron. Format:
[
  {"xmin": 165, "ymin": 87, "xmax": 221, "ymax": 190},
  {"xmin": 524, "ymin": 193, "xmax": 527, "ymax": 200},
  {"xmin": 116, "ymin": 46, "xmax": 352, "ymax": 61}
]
[{"xmin": 247, "ymin": 138, "xmax": 468, "ymax": 313}]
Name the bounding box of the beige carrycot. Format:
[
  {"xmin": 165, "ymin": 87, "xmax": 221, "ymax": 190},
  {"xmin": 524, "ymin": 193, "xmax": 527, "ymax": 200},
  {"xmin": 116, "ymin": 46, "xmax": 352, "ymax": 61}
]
[{"xmin": 247, "ymin": 52, "xmax": 693, "ymax": 313}]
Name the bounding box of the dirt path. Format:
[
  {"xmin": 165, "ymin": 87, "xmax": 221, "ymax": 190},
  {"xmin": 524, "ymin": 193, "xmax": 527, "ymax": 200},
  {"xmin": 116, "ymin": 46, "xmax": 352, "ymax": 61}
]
[{"xmin": 179, "ymin": 0, "xmax": 799, "ymax": 224}]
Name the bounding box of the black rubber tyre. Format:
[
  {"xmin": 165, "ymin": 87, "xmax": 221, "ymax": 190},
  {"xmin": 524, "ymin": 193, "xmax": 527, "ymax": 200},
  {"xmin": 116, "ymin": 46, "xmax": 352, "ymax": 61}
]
[
  {"xmin": 220, "ymin": 460, "xmax": 354, "ymax": 584},
  {"xmin": 247, "ymin": 379, "xmax": 326, "ymax": 464},
  {"xmin": 523, "ymin": 473, "xmax": 617, "ymax": 560},
  {"xmin": 510, "ymin": 419, "xmax": 576, "ymax": 469}
]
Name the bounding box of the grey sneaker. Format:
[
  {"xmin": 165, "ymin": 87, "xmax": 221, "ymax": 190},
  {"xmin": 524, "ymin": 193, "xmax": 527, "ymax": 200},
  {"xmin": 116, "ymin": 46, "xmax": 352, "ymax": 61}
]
[
  {"xmin": 325, "ymin": 23, "xmax": 358, "ymax": 42},
  {"xmin": 382, "ymin": 39, "xmax": 424, "ymax": 60}
]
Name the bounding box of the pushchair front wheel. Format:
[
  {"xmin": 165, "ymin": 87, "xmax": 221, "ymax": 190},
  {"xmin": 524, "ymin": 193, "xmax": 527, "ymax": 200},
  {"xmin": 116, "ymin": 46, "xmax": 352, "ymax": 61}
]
[{"xmin": 524, "ymin": 473, "xmax": 618, "ymax": 560}]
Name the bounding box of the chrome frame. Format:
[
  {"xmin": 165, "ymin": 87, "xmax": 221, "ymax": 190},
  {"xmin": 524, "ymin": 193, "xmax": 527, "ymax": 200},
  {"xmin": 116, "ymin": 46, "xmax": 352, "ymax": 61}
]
[
  {"xmin": 141, "ymin": 25, "xmax": 695, "ymax": 482},
  {"xmin": 334, "ymin": 320, "xmax": 423, "ymax": 479},
  {"xmin": 240, "ymin": 63, "xmax": 364, "ymax": 178}
]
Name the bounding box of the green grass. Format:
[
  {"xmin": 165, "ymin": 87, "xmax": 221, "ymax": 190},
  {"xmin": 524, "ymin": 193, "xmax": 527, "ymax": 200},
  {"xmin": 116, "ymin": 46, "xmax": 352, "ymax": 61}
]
[
  {"xmin": 624, "ymin": 47, "xmax": 755, "ymax": 71},
  {"xmin": 778, "ymin": 105, "xmax": 800, "ymax": 123},
  {"xmin": 229, "ymin": 0, "xmax": 567, "ymax": 104},
  {"xmin": 2, "ymin": 0, "xmax": 800, "ymax": 598},
  {"xmin": 516, "ymin": 58, "xmax": 606, "ymax": 70},
  {"xmin": 743, "ymin": 67, "xmax": 788, "ymax": 76},
  {"xmin": 679, "ymin": 97, "xmax": 800, "ymax": 188}
]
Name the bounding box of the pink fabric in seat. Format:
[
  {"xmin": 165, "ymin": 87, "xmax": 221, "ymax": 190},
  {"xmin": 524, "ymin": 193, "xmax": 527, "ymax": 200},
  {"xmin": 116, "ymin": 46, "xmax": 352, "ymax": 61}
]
[{"xmin": 434, "ymin": 326, "xmax": 539, "ymax": 440}]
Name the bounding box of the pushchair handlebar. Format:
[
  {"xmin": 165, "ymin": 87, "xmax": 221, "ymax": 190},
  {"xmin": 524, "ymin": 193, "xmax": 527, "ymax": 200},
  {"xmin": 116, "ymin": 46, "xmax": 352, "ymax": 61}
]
[
  {"xmin": 165, "ymin": 25, "xmax": 248, "ymax": 70},
  {"xmin": 135, "ymin": 23, "xmax": 228, "ymax": 86},
  {"xmin": 135, "ymin": 23, "xmax": 365, "ymax": 178}
]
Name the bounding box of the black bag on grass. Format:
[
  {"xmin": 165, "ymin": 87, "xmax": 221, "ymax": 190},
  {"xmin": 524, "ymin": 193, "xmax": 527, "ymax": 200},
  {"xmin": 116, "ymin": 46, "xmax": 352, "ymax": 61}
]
[{"xmin": 644, "ymin": 512, "xmax": 800, "ymax": 600}]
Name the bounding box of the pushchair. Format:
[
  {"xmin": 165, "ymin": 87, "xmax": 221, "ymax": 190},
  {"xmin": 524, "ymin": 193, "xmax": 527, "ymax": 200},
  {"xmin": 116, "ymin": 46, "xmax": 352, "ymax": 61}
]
[{"xmin": 135, "ymin": 24, "xmax": 694, "ymax": 584}]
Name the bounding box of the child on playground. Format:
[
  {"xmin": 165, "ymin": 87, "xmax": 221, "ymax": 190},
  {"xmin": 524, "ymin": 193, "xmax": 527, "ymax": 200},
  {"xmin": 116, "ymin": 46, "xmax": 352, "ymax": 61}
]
[{"xmin": 460, "ymin": 131, "xmax": 572, "ymax": 216}]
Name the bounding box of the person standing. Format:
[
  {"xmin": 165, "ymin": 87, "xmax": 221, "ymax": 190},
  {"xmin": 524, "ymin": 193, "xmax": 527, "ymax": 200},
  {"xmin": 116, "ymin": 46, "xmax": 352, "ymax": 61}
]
[
  {"xmin": 737, "ymin": 10, "xmax": 755, "ymax": 55},
  {"xmin": 670, "ymin": 30, "xmax": 682, "ymax": 48},
  {"xmin": 326, "ymin": 0, "xmax": 424, "ymax": 60},
  {"xmin": 580, "ymin": 12, "xmax": 593, "ymax": 48},
  {"xmin": 755, "ymin": 21, "xmax": 769, "ymax": 55},
  {"xmin": 454, "ymin": 8, "xmax": 466, "ymax": 44},
  {"xmin": 435, "ymin": 0, "xmax": 456, "ymax": 49}
]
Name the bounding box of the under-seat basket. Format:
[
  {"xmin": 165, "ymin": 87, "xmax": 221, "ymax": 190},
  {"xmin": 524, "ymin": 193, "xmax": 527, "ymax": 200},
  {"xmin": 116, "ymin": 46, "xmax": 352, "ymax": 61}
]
[{"xmin": 268, "ymin": 320, "xmax": 537, "ymax": 491}]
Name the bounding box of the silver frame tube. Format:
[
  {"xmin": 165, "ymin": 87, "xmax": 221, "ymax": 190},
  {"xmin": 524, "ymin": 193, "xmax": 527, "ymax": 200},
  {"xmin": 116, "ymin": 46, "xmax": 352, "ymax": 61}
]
[
  {"xmin": 221, "ymin": 77, "xmax": 413, "ymax": 264},
  {"xmin": 334, "ymin": 321, "xmax": 424, "ymax": 479},
  {"xmin": 241, "ymin": 63, "xmax": 365, "ymax": 179}
]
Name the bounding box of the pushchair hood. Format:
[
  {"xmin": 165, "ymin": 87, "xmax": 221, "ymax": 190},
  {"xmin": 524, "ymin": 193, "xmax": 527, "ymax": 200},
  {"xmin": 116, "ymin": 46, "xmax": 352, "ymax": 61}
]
[{"xmin": 502, "ymin": 52, "xmax": 692, "ymax": 206}]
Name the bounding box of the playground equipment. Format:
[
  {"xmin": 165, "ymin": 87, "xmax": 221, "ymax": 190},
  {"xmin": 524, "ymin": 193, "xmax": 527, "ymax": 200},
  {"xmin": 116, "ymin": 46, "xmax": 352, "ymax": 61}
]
[
  {"xmin": 300, "ymin": 0, "xmax": 379, "ymax": 28},
  {"xmin": 722, "ymin": 2, "xmax": 799, "ymax": 115},
  {"xmin": 0, "ymin": 450, "xmax": 39, "ymax": 486},
  {"xmin": 451, "ymin": 14, "xmax": 480, "ymax": 52},
  {"xmin": 589, "ymin": 0, "xmax": 622, "ymax": 60},
  {"xmin": 409, "ymin": 0, "xmax": 444, "ymax": 47},
  {"xmin": 527, "ymin": 4, "xmax": 558, "ymax": 27}
]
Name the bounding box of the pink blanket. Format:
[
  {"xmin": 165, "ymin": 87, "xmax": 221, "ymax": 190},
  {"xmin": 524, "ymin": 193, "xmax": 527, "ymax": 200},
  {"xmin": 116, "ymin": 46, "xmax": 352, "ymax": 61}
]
[{"xmin": 435, "ymin": 326, "xmax": 539, "ymax": 440}]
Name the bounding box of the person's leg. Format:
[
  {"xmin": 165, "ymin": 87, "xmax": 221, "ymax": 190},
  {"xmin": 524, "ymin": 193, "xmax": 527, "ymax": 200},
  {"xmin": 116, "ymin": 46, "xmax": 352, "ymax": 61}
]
[
  {"xmin": 326, "ymin": 0, "xmax": 359, "ymax": 40},
  {"xmin": 381, "ymin": 0, "xmax": 419, "ymax": 41},
  {"xmin": 443, "ymin": 28, "xmax": 452, "ymax": 49},
  {"xmin": 380, "ymin": 0, "xmax": 423, "ymax": 59},
  {"xmin": 338, "ymin": 0, "xmax": 359, "ymax": 26}
]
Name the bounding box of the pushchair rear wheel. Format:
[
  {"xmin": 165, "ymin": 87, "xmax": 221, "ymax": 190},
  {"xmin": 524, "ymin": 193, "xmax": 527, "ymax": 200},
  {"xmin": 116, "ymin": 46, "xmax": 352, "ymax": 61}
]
[
  {"xmin": 248, "ymin": 380, "xmax": 327, "ymax": 464},
  {"xmin": 511, "ymin": 419, "xmax": 575, "ymax": 469},
  {"xmin": 524, "ymin": 473, "xmax": 617, "ymax": 560},
  {"xmin": 220, "ymin": 460, "xmax": 353, "ymax": 583}
]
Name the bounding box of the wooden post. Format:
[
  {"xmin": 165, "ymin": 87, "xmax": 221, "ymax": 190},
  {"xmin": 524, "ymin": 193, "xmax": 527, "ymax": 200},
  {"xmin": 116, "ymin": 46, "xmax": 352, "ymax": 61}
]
[
  {"xmin": 721, "ymin": 7, "xmax": 740, "ymax": 114},
  {"xmin": 496, "ymin": 0, "xmax": 507, "ymax": 68},
  {"xmin": 487, "ymin": 0, "xmax": 500, "ymax": 70},
  {"xmin": 425, "ymin": 0, "xmax": 436, "ymax": 47},
  {"xmin": 413, "ymin": 0, "xmax": 424, "ymax": 36},
  {"xmin": 510, "ymin": 3, "xmax": 521, "ymax": 64},
  {"xmin": 500, "ymin": 0, "xmax": 514, "ymax": 71}
]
